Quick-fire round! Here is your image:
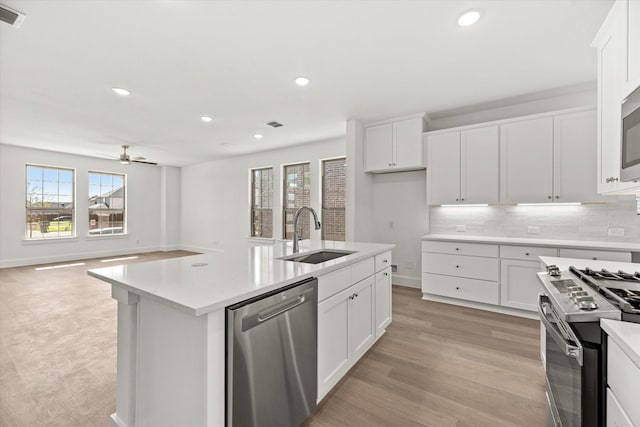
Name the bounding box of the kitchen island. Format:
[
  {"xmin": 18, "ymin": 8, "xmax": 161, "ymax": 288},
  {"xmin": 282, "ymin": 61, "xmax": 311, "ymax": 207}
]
[{"xmin": 89, "ymin": 240, "xmax": 394, "ymax": 427}]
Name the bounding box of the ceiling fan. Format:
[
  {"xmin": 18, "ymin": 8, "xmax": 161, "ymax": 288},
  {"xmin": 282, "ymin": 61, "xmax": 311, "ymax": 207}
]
[{"xmin": 97, "ymin": 145, "xmax": 158, "ymax": 166}]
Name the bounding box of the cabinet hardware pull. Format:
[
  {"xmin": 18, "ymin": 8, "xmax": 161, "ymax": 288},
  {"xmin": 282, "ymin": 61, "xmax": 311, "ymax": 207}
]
[
  {"xmin": 455, "ymin": 248, "xmax": 459, "ymax": 251},
  {"xmin": 456, "ymin": 198, "xmax": 459, "ymax": 201},
  {"xmin": 548, "ymin": 196, "xmax": 552, "ymax": 199},
  {"xmin": 383, "ymin": 272, "xmax": 388, "ymax": 276},
  {"xmin": 383, "ymin": 259, "xmax": 388, "ymax": 263},
  {"xmin": 455, "ymin": 265, "xmax": 460, "ymax": 268},
  {"xmin": 592, "ymin": 257, "xmax": 597, "ymax": 260},
  {"xmin": 456, "ymin": 286, "xmax": 460, "ymax": 290},
  {"xmin": 461, "ymin": 198, "xmax": 464, "ymax": 201}
]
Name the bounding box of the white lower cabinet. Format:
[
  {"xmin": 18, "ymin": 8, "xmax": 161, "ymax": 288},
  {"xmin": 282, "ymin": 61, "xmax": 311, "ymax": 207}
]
[
  {"xmin": 317, "ymin": 253, "xmax": 392, "ymax": 402},
  {"xmin": 607, "ymin": 388, "xmax": 634, "ymax": 427},
  {"xmin": 422, "ymin": 239, "xmax": 633, "ymax": 315},
  {"xmin": 607, "ymin": 337, "xmax": 640, "ymax": 427},
  {"xmin": 374, "ymin": 268, "xmax": 392, "ymax": 338},
  {"xmin": 500, "ymin": 259, "xmax": 543, "ymax": 311}
]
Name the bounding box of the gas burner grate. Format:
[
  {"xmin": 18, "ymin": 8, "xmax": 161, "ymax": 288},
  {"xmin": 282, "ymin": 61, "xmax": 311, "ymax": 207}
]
[{"xmin": 581, "ymin": 268, "xmax": 640, "ymax": 282}]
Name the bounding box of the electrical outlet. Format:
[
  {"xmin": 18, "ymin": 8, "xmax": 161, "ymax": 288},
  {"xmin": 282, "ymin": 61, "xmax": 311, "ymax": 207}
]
[
  {"xmin": 391, "ymin": 264, "xmax": 398, "ymax": 273},
  {"xmin": 406, "ymin": 261, "xmax": 415, "ymax": 271},
  {"xmin": 455, "ymin": 224, "xmax": 466, "ymax": 232},
  {"xmin": 608, "ymin": 228, "xmax": 625, "ymax": 237},
  {"xmin": 527, "ymin": 226, "xmax": 540, "ymax": 234},
  {"xmin": 212, "ymin": 240, "xmax": 219, "ymax": 248}
]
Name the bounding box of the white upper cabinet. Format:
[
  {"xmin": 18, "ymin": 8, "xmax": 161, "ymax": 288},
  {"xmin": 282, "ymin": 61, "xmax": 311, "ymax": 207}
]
[
  {"xmin": 500, "ymin": 111, "xmax": 602, "ymax": 203},
  {"xmin": 427, "ymin": 131, "xmax": 460, "ymax": 205},
  {"xmin": 461, "ymin": 126, "xmax": 500, "ymax": 204},
  {"xmin": 427, "ymin": 126, "xmax": 499, "ymax": 205},
  {"xmin": 554, "ymin": 110, "xmax": 604, "ymax": 202},
  {"xmin": 365, "ymin": 115, "xmax": 426, "ymax": 173},
  {"xmin": 500, "ymin": 117, "xmax": 554, "ymax": 203},
  {"xmin": 593, "ymin": 0, "xmax": 640, "ymax": 194}
]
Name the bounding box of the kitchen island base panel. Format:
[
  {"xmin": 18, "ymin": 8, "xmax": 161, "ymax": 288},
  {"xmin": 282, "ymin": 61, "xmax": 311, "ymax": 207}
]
[
  {"xmin": 421, "ymin": 293, "xmax": 538, "ymax": 320},
  {"xmin": 111, "ymin": 287, "xmax": 225, "ymax": 427}
]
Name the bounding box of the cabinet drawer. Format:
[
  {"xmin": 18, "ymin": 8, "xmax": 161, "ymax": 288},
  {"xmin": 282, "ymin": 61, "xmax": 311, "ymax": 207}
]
[
  {"xmin": 500, "ymin": 245, "xmax": 558, "ymax": 261},
  {"xmin": 607, "ymin": 337, "xmax": 640, "ymax": 427},
  {"xmin": 559, "ymin": 248, "xmax": 631, "ymax": 262},
  {"xmin": 318, "ymin": 266, "xmax": 352, "ymax": 302},
  {"xmin": 422, "ymin": 252, "xmax": 499, "ymax": 281},
  {"xmin": 607, "ymin": 388, "xmax": 634, "ymax": 427},
  {"xmin": 422, "ymin": 273, "xmax": 499, "ymax": 305},
  {"xmin": 352, "ymin": 258, "xmax": 374, "ymax": 284},
  {"xmin": 375, "ymin": 251, "xmax": 392, "ymax": 272},
  {"xmin": 422, "ymin": 241, "xmax": 498, "ymax": 257}
]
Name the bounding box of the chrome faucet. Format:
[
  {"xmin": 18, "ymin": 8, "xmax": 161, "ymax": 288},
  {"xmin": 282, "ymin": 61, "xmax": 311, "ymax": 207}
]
[{"xmin": 292, "ymin": 206, "xmax": 321, "ymax": 253}]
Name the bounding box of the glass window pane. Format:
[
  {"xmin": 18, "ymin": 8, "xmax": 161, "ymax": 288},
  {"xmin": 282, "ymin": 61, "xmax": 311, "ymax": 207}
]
[
  {"xmin": 88, "ymin": 172, "xmax": 125, "ymax": 236},
  {"xmin": 250, "ymin": 167, "xmax": 273, "ymax": 238},
  {"xmin": 25, "ymin": 165, "xmax": 75, "ymax": 239}
]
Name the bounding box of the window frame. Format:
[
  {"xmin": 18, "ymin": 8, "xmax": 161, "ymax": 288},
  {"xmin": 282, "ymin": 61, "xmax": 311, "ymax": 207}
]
[
  {"xmin": 321, "ymin": 157, "xmax": 347, "ymax": 241},
  {"xmin": 250, "ymin": 166, "xmax": 274, "ymax": 238},
  {"xmin": 282, "ymin": 161, "xmax": 311, "ymax": 240},
  {"xmin": 87, "ymin": 170, "xmax": 127, "ymax": 237},
  {"xmin": 25, "ymin": 163, "xmax": 76, "ymax": 240}
]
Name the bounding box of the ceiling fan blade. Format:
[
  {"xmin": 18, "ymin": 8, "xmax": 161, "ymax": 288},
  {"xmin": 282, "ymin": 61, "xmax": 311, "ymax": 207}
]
[{"xmin": 131, "ymin": 159, "xmax": 158, "ymax": 166}]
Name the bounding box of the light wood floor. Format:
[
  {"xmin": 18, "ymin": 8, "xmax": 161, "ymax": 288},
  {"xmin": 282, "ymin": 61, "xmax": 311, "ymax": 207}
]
[{"xmin": 1, "ymin": 254, "xmax": 545, "ymax": 427}]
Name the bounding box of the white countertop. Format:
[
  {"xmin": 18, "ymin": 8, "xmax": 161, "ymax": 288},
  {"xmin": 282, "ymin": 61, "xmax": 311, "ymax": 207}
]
[
  {"xmin": 538, "ymin": 256, "xmax": 640, "ymax": 271},
  {"xmin": 88, "ymin": 240, "xmax": 394, "ymax": 316},
  {"xmin": 421, "ymin": 234, "xmax": 640, "ymax": 252},
  {"xmin": 601, "ymin": 319, "xmax": 640, "ymax": 369}
]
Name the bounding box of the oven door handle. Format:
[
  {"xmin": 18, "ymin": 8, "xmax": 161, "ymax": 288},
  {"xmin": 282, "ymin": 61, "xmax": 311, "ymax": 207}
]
[{"xmin": 538, "ymin": 294, "xmax": 583, "ymax": 366}]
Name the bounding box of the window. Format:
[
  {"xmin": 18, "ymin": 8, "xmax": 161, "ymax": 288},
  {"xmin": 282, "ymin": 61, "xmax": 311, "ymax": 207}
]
[
  {"xmin": 88, "ymin": 171, "xmax": 126, "ymax": 236},
  {"xmin": 283, "ymin": 162, "xmax": 311, "ymax": 240},
  {"xmin": 250, "ymin": 167, "xmax": 273, "ymax": 238},
  {"xmin": 25, "ymin": 165, "xmax": 75, "ymax": 239},
  {"xmin": 322, "ymin": 158, "xmax": 346, "ymax": 241}
]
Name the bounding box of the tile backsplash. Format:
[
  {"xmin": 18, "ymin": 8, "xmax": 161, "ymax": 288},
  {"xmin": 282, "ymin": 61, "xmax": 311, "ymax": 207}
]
[{"xmin": 429, "ymin": 195, "xmax": 639, "ymax": 242}]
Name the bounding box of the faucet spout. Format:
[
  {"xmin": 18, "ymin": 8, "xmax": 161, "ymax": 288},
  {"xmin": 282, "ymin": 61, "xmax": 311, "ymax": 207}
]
[{"xmin": 292, "ymin": 206, "xmax": 321, "ymax": 253}]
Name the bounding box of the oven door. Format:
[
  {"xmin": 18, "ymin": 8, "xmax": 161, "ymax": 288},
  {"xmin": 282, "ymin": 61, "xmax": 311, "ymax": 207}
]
[{"xmin": 539, "ymin": 294, "xmax": 584, "ymax": 427}]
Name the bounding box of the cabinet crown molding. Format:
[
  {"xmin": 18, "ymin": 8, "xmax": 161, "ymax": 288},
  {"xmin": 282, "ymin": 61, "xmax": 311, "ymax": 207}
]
[{"xmin": 364, "ymin": 112, "xmax": 429, "ymax": 128}]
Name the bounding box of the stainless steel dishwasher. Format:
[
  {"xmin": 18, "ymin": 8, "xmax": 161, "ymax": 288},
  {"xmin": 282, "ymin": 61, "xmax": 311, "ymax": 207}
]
[{"xmin": 226, "ymin": 277, "xmax": 317, "ymax": 427}]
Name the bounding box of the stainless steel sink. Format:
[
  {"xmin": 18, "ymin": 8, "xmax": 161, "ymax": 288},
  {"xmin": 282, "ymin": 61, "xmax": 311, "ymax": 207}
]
[{"xmin": 279, "ymin": 249, "xmax": 356, "ymax": 264}]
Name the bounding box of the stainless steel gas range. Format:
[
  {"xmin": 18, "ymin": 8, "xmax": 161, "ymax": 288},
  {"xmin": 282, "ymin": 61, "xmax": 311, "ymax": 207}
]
[{"xmin": 537, "ymin": 262, "xmax": 640, "ymax": 427}]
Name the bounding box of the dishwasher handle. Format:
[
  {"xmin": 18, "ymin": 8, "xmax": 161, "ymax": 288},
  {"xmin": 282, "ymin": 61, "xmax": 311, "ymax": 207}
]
[
  {"xmin": 241, "ymin": 290, "xmax": 311, "ymax": 332},
  {"xmin": 258, "ymin": 295, "xmax": 306, "ymax": 323}
]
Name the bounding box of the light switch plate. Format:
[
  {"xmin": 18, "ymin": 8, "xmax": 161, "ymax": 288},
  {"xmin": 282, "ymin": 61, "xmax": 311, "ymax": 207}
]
[
  {"xmin": 608, "ymin": 228, "xmax": 625, "ymax": 237},
  {"xmin": 456, "ymin": 224, "xmax": 466, "ymax": 232},
  {"xmin": 527, "ymin": 226, "xmax": 540, "ymax": 234}
]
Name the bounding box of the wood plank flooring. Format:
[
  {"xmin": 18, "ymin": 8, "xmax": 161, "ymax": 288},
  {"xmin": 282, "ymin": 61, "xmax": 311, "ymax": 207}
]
[{"xmin": 1, "ymin": 255, "xmax": 545, "ymax": 426}]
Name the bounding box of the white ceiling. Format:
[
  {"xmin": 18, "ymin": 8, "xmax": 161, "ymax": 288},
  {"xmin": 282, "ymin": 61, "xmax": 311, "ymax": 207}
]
[{"xmin": 0, "ymin": 0, "xmax": 613, "ymax": 167}]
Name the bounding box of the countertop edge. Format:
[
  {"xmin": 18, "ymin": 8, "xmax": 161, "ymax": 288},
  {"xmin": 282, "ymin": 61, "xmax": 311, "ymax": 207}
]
[
  {"xmin": 600, "ymin": 319, "xmax": 640, "ymax": 370},
  {"xmin": 421, "ymin": 234, "xmax": 640, "ymax": 252}
]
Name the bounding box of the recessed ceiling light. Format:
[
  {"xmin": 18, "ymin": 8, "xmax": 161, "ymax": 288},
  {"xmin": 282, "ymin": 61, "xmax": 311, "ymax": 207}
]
[
  {"xmin": 458, "ymin": 10, "xmax": 481, "ymax": 27},
  {"xmin": 201, "ymin": 116, "xmax": 213, "ymax": 123},
  {"xmin": 112, "ymin": 87, "xmax": 131, "ymax": 96},
  {"xmin": 254, "ymin": 134, "xmax": 263, "ymax": 139},
  {"xmin": 295, "ymin": 77, "xmax": 310, "ymax": 86}
]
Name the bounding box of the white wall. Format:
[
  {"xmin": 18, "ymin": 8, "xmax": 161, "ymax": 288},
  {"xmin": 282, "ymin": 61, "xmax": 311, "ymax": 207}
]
[
  {"xmin": 179, "ymin": 137, "xmax": 345, "ymax": 253},
  {"xmin": 0, "ymin": 144, "xmax": 180, "ymax": 268}
]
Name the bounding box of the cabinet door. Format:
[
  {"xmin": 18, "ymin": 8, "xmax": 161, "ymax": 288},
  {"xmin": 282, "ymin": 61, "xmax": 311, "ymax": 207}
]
[
  {"xmin": 317, "ymin": 287, "xmax": 351, "ymax": 400},
  {"xmin": 625, "ymin": 0, "xmax": 640, "ymax": 91},
  {"xmin": 500, "ymin": 117, "xmax": 554, "ymax": 203},
  {"xmin": 393, "ymin": 117, "xmax": 424, "ymax": 170},
  {"xmin": 500, "ymin": 259, "xmax": 543, "ymax": 312},
  {"xmin": 553, "ymin": 110, "xmax": 604, "ymax": 202},
  {"xmin": 365, "ymin": 123, "xmax": 393, "ymax": 172},
  {"xmin": 461, "ymin": 125, "xmax": 499, "ymax": 204},
  {"xmin": 598, "ymin": 21, "xmax": 638, "ymax": 194},
  {"xmin": 427, "ymin": 131, "xmax": 460, "ymax": 205},
  {"xmin": 374, "ymin": 268, "xmax": 392, "ymax": 338},
  {"xmin": 349, "ymin": 277, "xmax": 375, "ymax": 361}
]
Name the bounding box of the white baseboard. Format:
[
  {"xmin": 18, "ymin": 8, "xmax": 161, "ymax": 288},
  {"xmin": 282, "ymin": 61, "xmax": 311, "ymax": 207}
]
[
  {"xmin": 178, "ymin": 244, "xmax": 221, "ymax": 254},
  {"xmin": 392, "ymin": 274, "xmax": 421, "ymax": 289},
  {"xmin": 421, "ymin": 293, "xmax": 538, "ymax": 320},
  {"xmin": 0, "ymin": 246, "xmax": 164, "ymax": 269}
]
